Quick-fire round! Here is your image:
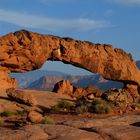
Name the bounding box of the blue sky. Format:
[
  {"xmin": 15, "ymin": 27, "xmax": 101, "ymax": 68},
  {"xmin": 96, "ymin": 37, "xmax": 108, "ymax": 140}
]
[{"xmin": 0, "ymin": 0, "xmax": 140, "ymax": 75}]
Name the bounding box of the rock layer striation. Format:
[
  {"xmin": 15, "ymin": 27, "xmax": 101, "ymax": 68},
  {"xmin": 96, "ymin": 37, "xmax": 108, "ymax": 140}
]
[{"xmin": 0, "ymin": 30, "xmax": 140, "ymax": 91}]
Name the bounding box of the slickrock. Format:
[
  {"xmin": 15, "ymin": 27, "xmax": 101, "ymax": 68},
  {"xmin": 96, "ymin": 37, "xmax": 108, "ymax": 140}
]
[
  {"xmin": 0, "ymin": 117, "xmax": 140, "ymax": 140},
  {"xmin": 0, "ymin": 125, "xmax": 49, "ymax": 140},
  {"xmin": 6, "ymin": 88, "xmax": 37, "ymax": 106},
  {"xmin": 0, "ymin": 124, "xmax": 103, "ymax": 140},
  {"xmin": 0, "ymin": 30, "xmax": 140, "ymax": 93},
  {"xmin": 60, "ymin": 114, "xmax": 140, "ymax": 139}
]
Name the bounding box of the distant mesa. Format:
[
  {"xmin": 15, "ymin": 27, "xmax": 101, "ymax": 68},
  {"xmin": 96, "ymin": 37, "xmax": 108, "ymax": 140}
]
[
  {"xmin": 25, "ymin": 73, "xmax": 123, "ymax": 91},
  {"xmin": 0, "ymin": 30, "xmax": 140, "ymax": 93}
]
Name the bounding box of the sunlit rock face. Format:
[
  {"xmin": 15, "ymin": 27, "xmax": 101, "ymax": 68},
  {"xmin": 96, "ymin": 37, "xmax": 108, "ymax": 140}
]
[{"xmin": 0, "ymin": 30, "xmax": 140, "ymax": 92}]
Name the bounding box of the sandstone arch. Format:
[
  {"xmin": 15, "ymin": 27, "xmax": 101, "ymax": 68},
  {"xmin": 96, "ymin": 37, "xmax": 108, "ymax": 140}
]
[{"xmin": 0, "ymin": 30, "xmax": 140, "ymax": 92}]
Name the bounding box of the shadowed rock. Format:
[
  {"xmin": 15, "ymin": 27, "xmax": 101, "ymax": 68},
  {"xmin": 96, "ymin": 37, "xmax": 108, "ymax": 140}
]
[{"xmin": 0, "ymin": 30, "xmax": 140, "ymax": 92}]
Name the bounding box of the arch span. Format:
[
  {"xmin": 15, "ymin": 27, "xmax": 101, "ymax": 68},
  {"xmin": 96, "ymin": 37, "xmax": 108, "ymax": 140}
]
[{"xmin": 0, "ymin": 30, "xmax": 140, "ymax": 92}]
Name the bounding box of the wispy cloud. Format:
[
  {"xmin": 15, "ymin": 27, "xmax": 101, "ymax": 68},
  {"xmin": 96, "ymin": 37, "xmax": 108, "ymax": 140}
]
[
  {"xmin": 0, "ymin": 9, "xmax": 110, "ymax": 32},
  {"xmin": 107, "ymin": 0, "xmax": 140, "ymax": 5}
]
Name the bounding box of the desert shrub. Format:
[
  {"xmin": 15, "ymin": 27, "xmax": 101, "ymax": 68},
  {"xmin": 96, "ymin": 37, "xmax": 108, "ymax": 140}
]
[
  {"xmin": 42, "ymin": 116, "xmax": 55, "ymax": 124},
  {"xmin": 57, "ymin": 100, "xmax": 74, "ymax": 110},
  {"xmin": 1, "ymin": 110, "xmax": 15, "ymax": 117},
  {"xmin": 76, "ymin": 97, "xmax": 87, "ymax": 106},
  {"xmin": 75, "ymin": 97, "xmax": 91, "ymax": 114},
  {"xmin": 92, "ymin": 98, "xmax": 104, "ymax": 105},
  {"xmin": 50, "ymin": 100, "xmax": 74, "ymax": 113},
  {"xmin": 50, "ymin": 105, "xmax": 61, "ymax": 113},
  {"xmin": 75, "ymin": 105, "xmax": 89, "ymax": 114},
  {"xmin": 15, "ymin": 110, "xmax": 27, "ymax": 115},
  {"xmin": 91, "ymin": 98, "xmax": 112, "ymax": 114},
  {"xmin": 1, "ymin": 110, "xmax": 27, "ymax": 117},
  {"xmin": 93, "ymin": 104, "xmax": 111, "ymax": 114}
]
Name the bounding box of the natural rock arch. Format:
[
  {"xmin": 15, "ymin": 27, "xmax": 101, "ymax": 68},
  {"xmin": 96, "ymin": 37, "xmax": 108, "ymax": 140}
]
[{"xmin": 0, "ymin": 30, "xmax": 140, "ymax": 92}]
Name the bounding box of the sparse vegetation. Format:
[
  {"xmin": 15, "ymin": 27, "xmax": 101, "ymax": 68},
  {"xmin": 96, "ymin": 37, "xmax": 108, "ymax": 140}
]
[
  {"xmin": 42, "ymin": 116, "xmax": 55, "ymax": 124},
  {"xmin": 75, "ymin": 97, "xmax": 91, "ymax": 114},
  {"xmin": 57, "ymin": 100, "xmax": 74, "ymax": 110},
  {"xmin": 91, "ymin": 98, "xmax": 112, "ymax": 114},
  {"xmin": 1, "ymin": 110, "xmax": 16, "ymax": 117},
  {"xmin": 50, "ymin": 100, "xmax": 75, "ymax": 113},
  {"xmin": 50, "ymin": 105, "xmax": 61, "ymax": 113},
  {"xmin": 15, "ymin": 110, "xmax": 27, "ymax": 115},
  {"xmin": 75, "ymin": 97, "xmax": 112, "ymax": 114},
  {"xmin": 0, "ymin": 110, "xmax": 27, "ymax": 117},
  {"xmin": 92, "ymin": 98, "xmax": 104, "ymax": 105},
  {"xmin": 75, "ymin": 105, "xmax": 89, "ymax": 114}
]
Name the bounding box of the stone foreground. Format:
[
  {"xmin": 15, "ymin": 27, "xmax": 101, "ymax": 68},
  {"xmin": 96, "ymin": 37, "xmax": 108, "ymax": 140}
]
[
  {"xmin": 0, "ymin": 30, "xmax": 140, "ymax": 91},
  {"xmin": 0, "ymin": 115, "xmax": 140, "ymax": 140},
  {"xmin": 0, "ymin": 89, "xmax": 140, "ymax": 140}
]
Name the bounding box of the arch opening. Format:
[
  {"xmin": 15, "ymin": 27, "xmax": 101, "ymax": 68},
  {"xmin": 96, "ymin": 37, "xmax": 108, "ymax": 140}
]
[{"xmin": 11, "ymin": 61, "xmax": 123, "ymax": 91}]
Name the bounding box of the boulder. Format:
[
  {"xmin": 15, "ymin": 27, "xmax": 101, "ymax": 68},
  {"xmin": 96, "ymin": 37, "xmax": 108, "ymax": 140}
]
[
  {"xmin": 27, "ymin": 111, "xmax": 43, "ymax": 123},
  {"xmin": 0, "ymin": 30, "xmax": 140, "ymax": 92},
  {"xmin": 53, "ymin": 80, "xmax": 73, "ymax": 95},
  {"xmin": 6, "ymin": 89, "xmax": 37, "ymax": 106}
]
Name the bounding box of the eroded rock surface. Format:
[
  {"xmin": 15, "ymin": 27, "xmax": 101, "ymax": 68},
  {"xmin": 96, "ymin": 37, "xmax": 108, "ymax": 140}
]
[
  {"xmin": 0, "ymin": 115, "xmax": 140, "ymax": 140},
  {"xmin": 0, "ymin": 30, "xmax": 140, "ymax": 92},
  {"xmin": 6, "ymin": 89, "xmax": 37, "ymax": 106},
  {"xmin": 0, "ymin": 89, "xmax": 140, "ymax": 140}
]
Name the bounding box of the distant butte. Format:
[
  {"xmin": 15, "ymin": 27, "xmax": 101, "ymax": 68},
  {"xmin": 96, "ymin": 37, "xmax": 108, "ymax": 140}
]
[{"xmin": 0, "ymin": 30, "xmax": 140, "ymax": 93}]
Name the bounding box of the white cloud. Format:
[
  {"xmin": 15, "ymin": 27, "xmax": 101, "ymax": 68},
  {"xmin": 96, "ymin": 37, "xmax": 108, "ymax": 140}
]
[
  {"xmin": 108, "ymin": 0, "xmax": 140, "ymax": 5},
  {"xmin": 0, "ymin": 9, "xmax": 110, "ymax": 32}
]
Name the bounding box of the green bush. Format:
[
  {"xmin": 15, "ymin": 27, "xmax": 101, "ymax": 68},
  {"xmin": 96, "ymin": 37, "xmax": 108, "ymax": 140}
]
[
  {"xmin": 42, "ymin": 116, "xmax": 55, "ymax": 124},
  {"xmin": 92, "ymin": 98, "xmax": 105, "ymax": 105},
  {"xmin": 76, "ymin": 97, "xmax": 87, "ymax": 106},
  {"xmin": 1, "ymin": 110, "xmax": 27, "ymax": 117},
  {"xmin": 91, "ymin": 98, "xmax": 112, "ymax": 114},
  {"xmin": 50, "ymin": 105, "xmax": 61, "ymax": 113},
  {"xmin": 57, "ymin": 100, "xmax": 74, "ymax": 110},
  {"xmin": 1, "ymin": 110, "xmax": 15, "ymax": 117},
  {"xmin": 15, "ymin": 110, "xmax": 27, "ymax": 115},
  {"xmin": 93, "ymin": 104, "xmax": 112, "ymax": 114},
  {"xmin": 75, "ymin": 105, "xmax": 89, "ymax": 114},
  {"xmin": 50, "ymin": 100, "xmax": 74, "ymax": 113},
  {"xmin": 75, "ymin": 97, "xmax": 92, "ymax": 114}
]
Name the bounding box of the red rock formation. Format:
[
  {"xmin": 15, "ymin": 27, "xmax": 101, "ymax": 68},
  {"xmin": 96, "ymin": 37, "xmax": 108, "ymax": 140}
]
[
  {"xmin": 53, "ymin": 80, "xmax": 73, "ymax": 95},
  {"xmin": 53, "ymin": 80, "xmax": 102, "ymax": 98},
  {"xmin": 0, "ymin": 30, "xmax": 140, "ymax": 92},
  {"xmin": 0, "ymin": 67, "xmax": 16, "ymax": 89}
]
